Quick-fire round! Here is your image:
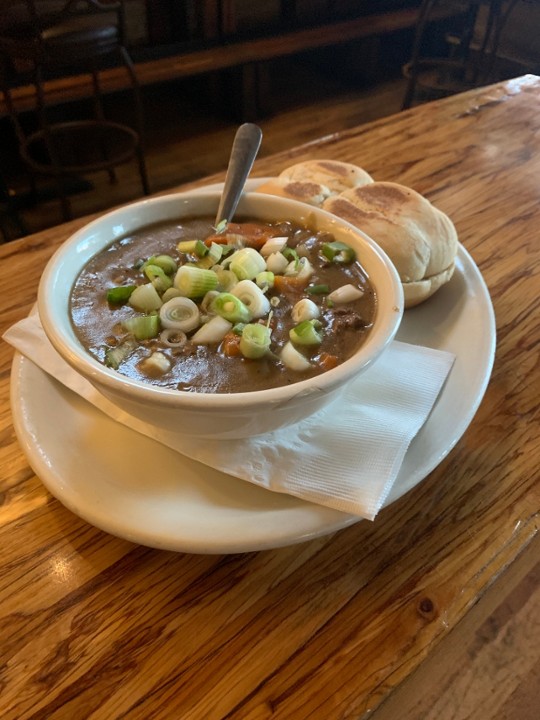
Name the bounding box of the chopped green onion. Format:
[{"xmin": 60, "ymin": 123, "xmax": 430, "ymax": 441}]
[
  {"xmin": 194, "ymin": 255, "xmax": 214, "ymax": 269},
  {"xmin": 232, "ymin": 322, "xmax": 246, "ymax": 336},
  {"xmin": 160, "ymin": 328, "xmax": 187, "ymax": 347},
  {"xmin": 122, "ymin": 314, "xmax": 161, "ymax": 340},
  {"xmin": 292, "ymin": 298, "xmax": 320, "ymax": 323},
  {"xmin": 307, "ymin": 283, "xmax": 330, "ymax": 295},
  {"xmin": 194, "ymin": 239, "xmax": 209, "ymax": 258},
  {"xmin": 240, "ymin": 323, "xmax": 272, "ymax": 359},
  {"xmin": 289, "ymin": 319, "xmax": 323, "ymax": 346},
  {"xmin": 106, "ymin": 285, "xmax": 136, "ymax": 304},
  {"xmin": 191, "ymin": 315, "xmax": 232, "ymax": 344},
  {"xmin": 215, "ymin": 268, "xmax": 238, "ymax": 292},
  {"xmin": 144, "ymin": 264, "xmax": 173, "ymax": 294},
  {"xmin": 255, "ymin": 271, "xmax": 275, "ymax": 291},
  {"xmin": 104, "ymin": 337, "xmax": 137, "ymax": 369},
  {"xmin": 260, "ymin": 236, "xmax": 288, "ymax": 257},
  {"xmin": 208, "ymin": 242, "xmax": 223, "ymax": 264},
  {"xmin": 231, "ymin": 279, "xmax": 270, "ymax": 319},
  {"xmin": 230, "ymin": 247, "xmax": 266, "ymax": 280},
  {"xmin": 200, "ymin": 290, "xmax": 220, "ymax": 314},
  {"xmin": 280, "ymin": 341, "xmax": 311, "ymax": 371},
  {"xmin": 321, "ymin": 241, "xmax": 356, "ymax": 263},
  {"xmin": 129, "ymin": 283, "xmax": 163, "ymax": 312},
  {"xmin": 282, "ymin": 247, "xmax": 299, "ymax": 262},
  {"xmin": 214, "ymin": 218, "xmax": 228, "ymax": 234},
  {"xmin": 328, "ymin": 284, "xmax": 365, "ymax": 304},
  {"xmin": 144, "ymin": 255, "xmax": 177, "ymax": 275},
  {"xmin": 285, "ymin": 256, "xmax": 313, "ymax": 280},
  {"xmin": 160, "ymin": 297, "xmax": 200, "ymax": 332},
  {"xmin": 266, "ymin": 252, "xmax": 289, "ymax": 274},
  {"xmin": 174, "ymin": 266, "xmax": 218, "ymax": 298},
  {"xmin": 211, "ymin": 292, "xmax": 252, "ymax": 323},
  {"xmin": 196, "ymin": 241, "xmax": 224, "ymax": 269},
  {"xmin": 177, "ymin": 239, "xmax": 199, "ymax": 254},
  {"xmin": 161, "ymin": 287, "xmax": 183, "ymax": 303}
]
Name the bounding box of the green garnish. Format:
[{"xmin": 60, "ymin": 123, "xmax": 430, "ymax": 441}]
[
  {"xmin": 232, "ymin": 322, "xmax": 246, "ymax": 336},
  {"xmin": 240, "ymin": 323, "xmax": 272, "ymax": 359},
  {"xmin": 194, "ymin": 239, "xmax": 209, "ymax": 258},
  {"xmin": 175, "ymin": 266, "xmax": 218, "ymax": 298},
  {"xmin": 230, "ymin": 247, "xmax": 267, "ymax": 280},
  {"xmin": 289, "ymin": 319, "xmax": 323, "ymax": 346},
  {"xmin": 215, "ymin": 219, "xmax": 228, "ymax": 234},
  {"xmin": 255, "ymin": 271, "xmax": 275, "ymax": 291},
  {"xmin": 212, "ymin": 293, "xmax": 252, "ymax": 323},
  {"xmin": 106, "ymin": 285, "xmax": 136, "ymax": 304},
  {"xmin": 307, "ymin": 284, "xmax": 330, "ymax": 295},
  {"xmin": 104, "ymin": 337, "xmax": 138, "ymax": 369},
  {"xmin": 196, "ymin": 242, "xmax": 223, "ymax": 269},
  {"xmin": 220, "ymin": 245, "xmax": 235, "ymax": 257},
  {"xmin": 121, "ymin": 314, "xmax": 161, "ymax": 340},
  {"xmin": 144, "ymin": 254, "xmax": 177, "ymax": 275},
  {"xmin": 282, "ymin": 247, "xmax": 299, "ymax": 262},
  {"xmin": 321, "ymin": 241, "xmax": 356, "ymax": 263},
  {"xmin": 177, "ymin": 239, "xmax": 199, "ymax": 254},
  {"xmin": 129, "ymin": 283, "xmax": 163, "ymax": 312},
  {"xmin": 144, "ymin": 264, "xmax": 173, "ymax": 294},
  {"xmin": 208, "ymin": 242, "xmax": 223, "ymax": 263}
]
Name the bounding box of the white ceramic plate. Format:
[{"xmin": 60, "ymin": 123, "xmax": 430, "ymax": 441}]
[{"xmin": 10, "ymin": 184, "xmax": 496, "ymax": 553}]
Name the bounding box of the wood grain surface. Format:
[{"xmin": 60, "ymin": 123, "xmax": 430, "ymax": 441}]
[{"xmin": 1, "ymin": 75, "xmax": 539, "ymax": 720}]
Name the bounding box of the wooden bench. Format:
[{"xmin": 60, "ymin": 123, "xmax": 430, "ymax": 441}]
[{"xmin": 0, "ymin": 5, "xmax": 461, "ymax": 118}]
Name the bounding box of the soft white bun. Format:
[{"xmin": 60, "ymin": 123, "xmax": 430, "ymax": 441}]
[
  {"xmin": 323, "ymin": 182, "xmax": 458, "ymax": 307},
  {"xmin": 403, "ymin": 263, "xmax": 455, "ymax": 308},
  {"xmin": 279, "ymin": 159, "xmax": 373, "ymax": 194},
  {"xmin": 255, "ymin": 178, "xmax": 331, "ymax": 207}
]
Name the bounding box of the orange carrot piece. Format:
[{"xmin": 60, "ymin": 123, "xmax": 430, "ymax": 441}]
[
  {"xmin": 221, "ymin": 332, "xmax": 242, "ymax": 357},
  {"xmin": 204, "ymin": 233, "xmax": 231, "ymax": 246},
  {"xmin": 205, "ymin": 222, "xmax": 274, "ymax": 249},
  {"xmin": 318, "ymin": 352, "xmax": 339, "ymax": 372},
  {"xmin": 273, "ymin": 274, "xmax": 310, "ymax": 294}
]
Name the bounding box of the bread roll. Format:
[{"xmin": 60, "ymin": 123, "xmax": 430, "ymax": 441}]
[
  {"xmin": 255, "ymin": 178, "xmax": 331, "ymax": 207},
  {"xmin": 279, "ymin": 159, "xmax": 373, "ymax": 194},
  {"xmin": 402, "ymin": 264, "xmax": 455, "ymax": 308},
  {"xmin": 323, "ymin": 182, "xmax": 458, "ymax": 307}
]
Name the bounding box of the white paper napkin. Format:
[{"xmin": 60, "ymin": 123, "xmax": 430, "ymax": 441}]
[{"xmin": 3, "ymin": 312, "xmax": 454, "ymax": 519}]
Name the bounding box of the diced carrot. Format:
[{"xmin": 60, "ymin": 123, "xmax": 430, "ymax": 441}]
[
  {"xmin": 273, "ymin": 274, "xmax": 310, "ymax": 294},
  {"xmin": 221, "ymin": 332, "xmax": 242, "ymax": 357},
  {"xmin": 204, "ymin": 233, "xmax": 232, "ymax": 246},
  {"xmin": 205, "ymin": 222, "xmax": 274, "ymax": 249},
  {"xmin": 318, "ymin": 352, "xmax": 339, "ymax": 372},
  {"xmin": 243, "ymin": 233, "xmax": 273, "ymax": 249},
  {"xmin": 234, "ymin": 223, "xmax": 273, "ymax": 249}
]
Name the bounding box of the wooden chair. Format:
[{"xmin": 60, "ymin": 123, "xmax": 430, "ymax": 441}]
[
  {"xmin": 0, "ymin": 0, "xmax": 149, "ymax": 222},
  {"xmin": 402, "ymin": 0, "xmax": 520, "ymax": 108}
]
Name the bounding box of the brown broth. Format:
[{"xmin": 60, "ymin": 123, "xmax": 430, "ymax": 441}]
[{"xmin": 70, "ymin": 216, "xmax": 376, "ymax": 393}]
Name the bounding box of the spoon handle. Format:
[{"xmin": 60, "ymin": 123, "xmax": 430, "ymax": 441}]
[{"xmin": 215, "ymin": 123, "xmax": 263, "ymax": 226}]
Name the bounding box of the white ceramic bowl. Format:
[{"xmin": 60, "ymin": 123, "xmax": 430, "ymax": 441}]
[{"xmin": 38, "ymin": 191, "xmax": 404, "ymax": 438}]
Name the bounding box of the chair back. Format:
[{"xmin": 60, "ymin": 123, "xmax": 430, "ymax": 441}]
[{"xmin": 0, "ymin": 1, "xmax": 125, "ymax": 66}]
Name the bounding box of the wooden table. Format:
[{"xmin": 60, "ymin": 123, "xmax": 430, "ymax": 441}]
[{"xmin": 1, "ymin": 76, "xmax": 539, "ymax": 719}]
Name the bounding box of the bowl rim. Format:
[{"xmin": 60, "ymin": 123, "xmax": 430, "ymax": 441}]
[{"xmin": 38, "ymin": 190, "xmax": 404, "ymax": 408}]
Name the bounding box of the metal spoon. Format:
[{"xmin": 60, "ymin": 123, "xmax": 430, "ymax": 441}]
[{"xmin": 215, "ymin": 123, "xmax": 263, "ymax": 227}]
